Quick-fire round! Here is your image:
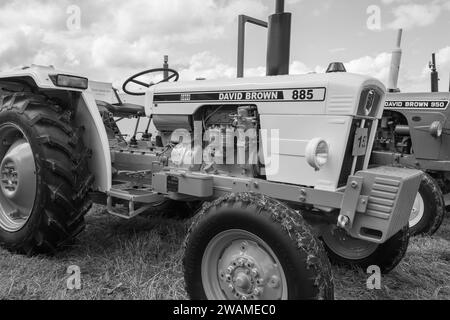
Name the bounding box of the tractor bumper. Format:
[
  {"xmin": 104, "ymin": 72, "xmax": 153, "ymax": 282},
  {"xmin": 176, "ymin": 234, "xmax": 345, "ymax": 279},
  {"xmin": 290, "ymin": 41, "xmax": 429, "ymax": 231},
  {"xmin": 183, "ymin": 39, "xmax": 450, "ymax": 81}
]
[{"xmin": 340, "ymin": 166, "xmax": 422, "ymax": 244}]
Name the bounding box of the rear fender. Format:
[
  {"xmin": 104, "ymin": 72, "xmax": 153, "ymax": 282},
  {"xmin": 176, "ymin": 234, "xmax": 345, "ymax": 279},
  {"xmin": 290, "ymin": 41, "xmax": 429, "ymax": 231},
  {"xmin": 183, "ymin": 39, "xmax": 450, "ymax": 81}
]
[{"xmin": 75, "ymin": 91, "xmax": 112, "ymax": 192}]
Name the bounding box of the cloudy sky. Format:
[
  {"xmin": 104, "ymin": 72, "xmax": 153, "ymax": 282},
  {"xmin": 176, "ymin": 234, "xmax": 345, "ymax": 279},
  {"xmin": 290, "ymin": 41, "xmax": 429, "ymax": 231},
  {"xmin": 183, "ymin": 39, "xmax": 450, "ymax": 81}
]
[{"xmin": 0, "ymin": 0, "xmax": 449, "ymax": 92}]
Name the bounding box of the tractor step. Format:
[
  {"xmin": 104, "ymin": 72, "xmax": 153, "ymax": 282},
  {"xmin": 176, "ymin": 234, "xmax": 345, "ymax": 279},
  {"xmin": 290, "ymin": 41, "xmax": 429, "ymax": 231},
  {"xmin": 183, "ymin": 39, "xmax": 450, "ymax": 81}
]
[{"xmin": 106, "ymin": 185, "xmax": 163, "ymax": 219}]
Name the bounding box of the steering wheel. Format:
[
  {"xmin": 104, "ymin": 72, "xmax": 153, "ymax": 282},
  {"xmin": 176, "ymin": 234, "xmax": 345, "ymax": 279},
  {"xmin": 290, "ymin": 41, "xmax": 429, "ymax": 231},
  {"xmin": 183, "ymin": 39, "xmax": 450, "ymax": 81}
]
[{"xmin": 122, "ymin": 68, "xmax": 179, "ymax": 96}]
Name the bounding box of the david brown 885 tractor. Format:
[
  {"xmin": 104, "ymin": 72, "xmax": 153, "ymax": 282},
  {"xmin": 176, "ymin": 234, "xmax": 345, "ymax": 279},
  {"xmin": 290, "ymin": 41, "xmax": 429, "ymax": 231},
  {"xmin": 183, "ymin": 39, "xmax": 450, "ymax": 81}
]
[{"xmin": 0, "ymin": 1, "xmax": 421, "ymax": 300}]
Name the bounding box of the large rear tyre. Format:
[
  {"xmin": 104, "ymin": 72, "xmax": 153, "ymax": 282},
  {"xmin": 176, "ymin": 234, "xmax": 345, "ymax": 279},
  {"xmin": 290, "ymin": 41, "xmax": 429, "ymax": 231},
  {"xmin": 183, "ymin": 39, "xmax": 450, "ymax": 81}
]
[
  {"xmin": 0, "ymin": 92, "xmax": 94, "ymax": 254},
  {"xmin": 409, "ymin": 173, "xmax": 445, "ymax": 236},
  {"xmin": 322, "ymin": 225, "xmax": 409, "ymax": 274},
  {"xmin": 184, "ymin": 193, "xmax": 334, "ymax": 300}
]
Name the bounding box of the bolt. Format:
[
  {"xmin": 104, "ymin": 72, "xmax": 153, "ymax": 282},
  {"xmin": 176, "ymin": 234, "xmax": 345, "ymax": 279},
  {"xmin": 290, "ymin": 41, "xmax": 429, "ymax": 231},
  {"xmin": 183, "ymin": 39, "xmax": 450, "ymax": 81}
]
[
  {"xmin": 299, "ymin": 189, "xmax": 307, "ymax": 202},
  {"xmin": 256, "ymin": 278, "xmax": 264, "ymax": 286},
  {"xmin": 225, "ymin": 274, "xmax": 232, "ymax": 283},
  {"xmin": 337, "ymin": 215, "xmax": 350, "ymax": 228},
  {"xmin": 227, "ymin": 266, "xmax": 235, "ymax": 274},
  {"xmin": 351, "ymin": 181, "xmax": 358, "ymax": 189},
  {"xmin": 240, "ymin": 241, "xmax": 248, "ymax": 252}
]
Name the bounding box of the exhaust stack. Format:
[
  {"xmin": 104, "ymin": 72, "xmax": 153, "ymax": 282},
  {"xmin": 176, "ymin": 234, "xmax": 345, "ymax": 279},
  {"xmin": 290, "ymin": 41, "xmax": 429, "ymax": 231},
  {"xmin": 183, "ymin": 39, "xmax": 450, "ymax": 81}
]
[
  {"xmin": 266, "ymin": 0, "xmax": 292, "ymax": 76},
  {"xmin": 387, "ymin": 29, "xmax": 403, "ymax": 93},
  {"xmin": 429, "ymin": 53, "xmax": 439, "ymax": 92}
]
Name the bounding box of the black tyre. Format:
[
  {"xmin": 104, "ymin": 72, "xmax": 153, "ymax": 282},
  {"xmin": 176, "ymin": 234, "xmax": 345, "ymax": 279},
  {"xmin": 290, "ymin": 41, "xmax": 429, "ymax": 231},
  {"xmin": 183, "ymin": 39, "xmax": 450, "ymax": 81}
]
[
  {"xmin": 0, "ymin": 92, "xmax": 94, "ymax": 254},
  {"xmin": 409, "ymin": 173, "xmax": 445, "ymax": 236},
  {"xmin": 322, "ymin": 225, "xmax": 409, "ymax": 274},
  {"xmin": 184, "ymin": 193, "xmax": 334, "ymax": 300}
]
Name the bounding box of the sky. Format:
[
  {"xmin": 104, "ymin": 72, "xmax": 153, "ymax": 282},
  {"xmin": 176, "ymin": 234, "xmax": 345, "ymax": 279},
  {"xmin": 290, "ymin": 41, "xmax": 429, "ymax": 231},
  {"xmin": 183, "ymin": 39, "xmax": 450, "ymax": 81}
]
[{"xmin": 0, "ymin": 0, "xmax": 449, "ymax": 92}]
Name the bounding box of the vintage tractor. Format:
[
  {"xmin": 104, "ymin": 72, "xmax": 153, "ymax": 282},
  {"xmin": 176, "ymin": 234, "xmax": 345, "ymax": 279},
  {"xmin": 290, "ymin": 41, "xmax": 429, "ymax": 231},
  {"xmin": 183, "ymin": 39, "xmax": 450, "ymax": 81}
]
[
  {"xmin": 0, "ymin": 1, "xmax": 421, "ymax": 300},
  {"xmin": 370, "ymin": 30, "xmax": 450, "ymax": 236}
]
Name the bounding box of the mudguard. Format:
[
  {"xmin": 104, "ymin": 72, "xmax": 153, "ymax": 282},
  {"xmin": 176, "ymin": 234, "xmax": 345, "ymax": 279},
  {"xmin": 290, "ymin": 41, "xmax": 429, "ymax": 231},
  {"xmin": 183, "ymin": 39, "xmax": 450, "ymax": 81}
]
[{"xmin": 0, "ymin": 65, "xmax": 112, "ymax": 192}]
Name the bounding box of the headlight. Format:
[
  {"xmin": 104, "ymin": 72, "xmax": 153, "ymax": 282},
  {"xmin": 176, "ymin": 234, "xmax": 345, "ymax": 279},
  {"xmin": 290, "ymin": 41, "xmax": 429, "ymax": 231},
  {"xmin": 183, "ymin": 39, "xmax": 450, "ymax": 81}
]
[
  {"xmin": 50, "ymin": 74, "xmax": 89, "ymax": 90},
  {"xmin": 306, "ymin": 138, "xmax": 329, "ymax": 171},
  {"xmin": 429, "ymin": 121, "xmax": 443, "ymax": 138}
]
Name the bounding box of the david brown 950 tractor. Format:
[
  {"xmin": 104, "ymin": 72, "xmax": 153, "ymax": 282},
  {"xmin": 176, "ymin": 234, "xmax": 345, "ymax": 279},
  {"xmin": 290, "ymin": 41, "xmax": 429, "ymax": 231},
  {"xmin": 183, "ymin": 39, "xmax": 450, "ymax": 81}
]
[
  {"xmin": 0, "ymin": 1, "xmax": 421, "ymax": 300},
  {"xmin": 371, "ymin": 30, "xmax": 450, "ymax": 236}
]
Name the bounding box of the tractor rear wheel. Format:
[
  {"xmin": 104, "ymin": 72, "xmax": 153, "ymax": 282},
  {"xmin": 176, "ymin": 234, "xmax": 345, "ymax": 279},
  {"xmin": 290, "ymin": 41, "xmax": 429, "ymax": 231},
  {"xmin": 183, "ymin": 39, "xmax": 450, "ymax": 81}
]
[
  {"xmin": 0, "ymin": 92, "xmax": 94, "ymax": 254},
  {"xmin": 409, "ymin": 173, "xmax": 445, "ymax": 236},
  {"xmin": 321, "ymin": 225, "xmax": 409, "ymax": 274},
  {"xmin": 184, "ymin": 193, "xmax": 334, "ymax": 300}
]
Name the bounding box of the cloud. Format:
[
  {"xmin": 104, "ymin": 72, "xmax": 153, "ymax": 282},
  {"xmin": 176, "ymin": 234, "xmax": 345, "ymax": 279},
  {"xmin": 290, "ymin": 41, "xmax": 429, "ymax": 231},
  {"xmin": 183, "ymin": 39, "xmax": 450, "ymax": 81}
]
[
  {"xmin": 0, "ymin": 0, "xmax": 268, "ymax": 83},
  {"xmin": 345, "ymin": 52, "xmax": 392, "ymax": 83},
  {"xmin": 386, "ymin": 0, "xmax": 450, "ymax": 29}
]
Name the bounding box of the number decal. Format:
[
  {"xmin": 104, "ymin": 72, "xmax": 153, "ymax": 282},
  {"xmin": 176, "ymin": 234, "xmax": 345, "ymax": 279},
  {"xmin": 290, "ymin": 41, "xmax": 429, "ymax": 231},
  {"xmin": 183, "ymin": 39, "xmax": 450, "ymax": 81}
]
[
  {"xmin": 357, "ymin": 135, "xmax": 367, "ymax": 149},
  {"xmin": 292, "ymin": 89, "xmax": 315, "ymax": 101}
]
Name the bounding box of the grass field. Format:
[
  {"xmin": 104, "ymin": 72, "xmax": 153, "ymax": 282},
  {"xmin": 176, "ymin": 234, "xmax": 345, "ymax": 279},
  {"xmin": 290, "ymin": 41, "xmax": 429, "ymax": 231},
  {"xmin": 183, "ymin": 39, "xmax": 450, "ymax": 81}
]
[{"xmin": 0, "ymin": 204, "xmax": 449, "ymax": 300}]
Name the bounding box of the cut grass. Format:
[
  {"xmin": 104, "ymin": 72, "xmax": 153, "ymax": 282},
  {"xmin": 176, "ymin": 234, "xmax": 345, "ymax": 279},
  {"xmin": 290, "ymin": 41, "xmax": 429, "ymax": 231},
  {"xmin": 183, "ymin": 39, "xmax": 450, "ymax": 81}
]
[{"xmin": 0, "ymin": 205, "xmax": 449, "ymax": 300}]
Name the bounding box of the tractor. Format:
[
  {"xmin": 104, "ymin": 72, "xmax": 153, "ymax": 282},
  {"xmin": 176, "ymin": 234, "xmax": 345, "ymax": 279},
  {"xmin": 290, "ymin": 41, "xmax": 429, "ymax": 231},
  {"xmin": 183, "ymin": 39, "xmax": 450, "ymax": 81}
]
[
  {"xmin": 0, "ymin": 1, "xmax": 421, "ymax": 300},
  {"xmin": 370, "ymin": 29, "xmax": 450, "ymax": 236}
]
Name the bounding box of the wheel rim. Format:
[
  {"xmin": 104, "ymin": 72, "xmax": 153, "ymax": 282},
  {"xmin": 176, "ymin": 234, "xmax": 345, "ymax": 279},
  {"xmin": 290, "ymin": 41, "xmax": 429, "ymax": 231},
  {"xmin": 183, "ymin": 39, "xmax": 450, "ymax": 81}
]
[
  {"xmin": 0, "ymin": 124, "xmax": 37, "ymax": 233},
  {"xmin": 201, "ymin": 229, "xmax": 288, "ymax": 300},
  {"xmin": 322, "ymin": 226, "xmax": 378, "ymax": 260},
  {"xmin": 409, "ymin": 192, "xmax": 424, "ymax": 228}
]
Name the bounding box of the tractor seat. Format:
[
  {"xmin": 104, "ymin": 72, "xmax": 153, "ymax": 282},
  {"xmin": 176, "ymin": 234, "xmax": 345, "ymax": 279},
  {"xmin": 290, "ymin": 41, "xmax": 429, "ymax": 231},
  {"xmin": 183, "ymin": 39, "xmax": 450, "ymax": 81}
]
[{"xmin": 96, "ymin": 100, "xmax": 145, "ymax": 117}]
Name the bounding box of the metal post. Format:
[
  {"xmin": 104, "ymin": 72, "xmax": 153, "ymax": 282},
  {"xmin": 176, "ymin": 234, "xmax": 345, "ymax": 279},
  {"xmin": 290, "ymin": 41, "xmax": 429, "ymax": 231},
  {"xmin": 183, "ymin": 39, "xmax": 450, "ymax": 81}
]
[
  {"xmin": 237, "ymin": 15, "xmax": 246, "ymax": 78},
  {"xmin": 387, "ymin": 29, "xmax": 403, "ymax": 92},
  {"xmin": 275, "ymin": 0, "xmax": 285, "ymax": 13},
  {"xmin": 236, "ymin": 15, "xmax": 268, "ymax": 78},
  {"xmin": 266, "ymin": 4, "xmax": 291, "ymax": 76},
  {"xmin": 163, "ymin": 55, "xmax": 169, "ymax": 79},
  {"xmin": 430, "ymin": 53, "xmax": 439, "ymax": 92}
]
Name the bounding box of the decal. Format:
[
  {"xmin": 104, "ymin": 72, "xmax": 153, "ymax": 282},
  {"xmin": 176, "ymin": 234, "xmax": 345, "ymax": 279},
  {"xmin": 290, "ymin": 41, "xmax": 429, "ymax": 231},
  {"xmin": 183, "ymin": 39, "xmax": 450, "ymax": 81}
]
[
  {"xmin": 154, "ymin": 88, "xmax": 326, "ymax": 103},
  {"xmin": 385, "ymin": 100, "xmax": 449, "ymax": 109}
]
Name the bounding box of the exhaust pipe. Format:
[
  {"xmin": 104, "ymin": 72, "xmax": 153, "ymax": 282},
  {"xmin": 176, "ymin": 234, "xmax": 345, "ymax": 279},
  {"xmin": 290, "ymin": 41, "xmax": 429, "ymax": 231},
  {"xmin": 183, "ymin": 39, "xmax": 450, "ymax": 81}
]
[
  {"xmin": 266, "ymin": 0, "xmax": 292, "ymax": 76},
  {"xmin": 387, "ymin": 29, "xmax": 403, "ymax": 93},
  {"xmin": 430, "ymin": 53, "xmax": 439, "ymax": 92}
]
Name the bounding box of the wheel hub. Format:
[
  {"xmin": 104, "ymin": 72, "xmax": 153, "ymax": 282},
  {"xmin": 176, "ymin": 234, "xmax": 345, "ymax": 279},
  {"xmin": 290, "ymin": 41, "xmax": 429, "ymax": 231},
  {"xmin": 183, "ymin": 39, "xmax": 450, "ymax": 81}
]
[
  {"xmin": 0, "ymin": 125, "xmax": 37, "ymax": 233},
  {"xmin": 202, "ymin": 230, "xmax": 287, "ymax": 300},
  {"xmin": 1, "ymin": 161, "xmax": 18, "ymax": 194},
  {"xmin": 220, "ymin": 256, "xmax": 267, "ymax": 299}
]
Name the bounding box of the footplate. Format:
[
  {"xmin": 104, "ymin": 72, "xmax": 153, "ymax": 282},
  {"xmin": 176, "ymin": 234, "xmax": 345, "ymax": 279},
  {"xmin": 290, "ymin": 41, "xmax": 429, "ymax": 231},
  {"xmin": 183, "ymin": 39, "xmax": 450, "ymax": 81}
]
[{"xmin": 106, "ymin": 186, "xmax": 164, "ymax": 219}]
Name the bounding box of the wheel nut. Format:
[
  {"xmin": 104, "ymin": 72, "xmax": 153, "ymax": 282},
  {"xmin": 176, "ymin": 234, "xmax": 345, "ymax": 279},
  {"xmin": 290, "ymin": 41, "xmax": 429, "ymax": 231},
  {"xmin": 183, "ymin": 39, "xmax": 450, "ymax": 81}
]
[
  {"xmin": 250, "ymin": 268, "xmax": 259, "ymax": 277},
  {"xmin": 268, "ymin": 276, "xmax": 280, "ymax": 289},
  {"xmin": 227, "ymin": 266, "xmax": 234, "ymax": 274},
  {"xmin": 225, "ymin": 275, "xmax": 232, "ymax": 282},
  {"xmin": 253, "ymin": 288, "xmax": 263, "ymax": 296}
]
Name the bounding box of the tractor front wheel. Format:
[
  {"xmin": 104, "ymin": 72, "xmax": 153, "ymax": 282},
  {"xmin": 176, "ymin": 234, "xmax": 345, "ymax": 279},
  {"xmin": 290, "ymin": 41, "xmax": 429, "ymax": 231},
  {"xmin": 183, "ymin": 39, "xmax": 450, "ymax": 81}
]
[
  {"xmin": 409, "ymin": 173, "xmax": 445, "ymax": 236},
  {"xmin": 0, "ymin": 92, "xmax": 93, "ymax": 254},
  {"xmin": 321, "ymin": 225, "xmax": 409, "ymax": 274},
  {"xmin": 183, "ymin": 193, "xmax": 334, "ymax": 300}
]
